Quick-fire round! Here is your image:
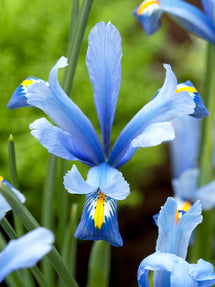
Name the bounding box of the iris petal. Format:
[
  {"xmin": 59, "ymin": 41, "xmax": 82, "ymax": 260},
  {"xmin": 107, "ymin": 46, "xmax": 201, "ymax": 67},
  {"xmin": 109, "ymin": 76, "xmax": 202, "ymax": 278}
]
[
  {"xmin": 195, "ymin": 180, "xmax": 215, "ymax": 210},
  {"xmin": 116, "ymin": 121, "xmax": 175, "ymax": 168},
  {"xmin": 30, "ymin": 118, "xmax": 96, "ymax": 166},
  {"xmin": 170, "ymin": 116, "xmax": 200, "ymax": 178},
  {"xmin": 190, "ymin": 258, "xmax": 215, "ymax": 283},
  {"xmin": 0, "ymin": 228, "xmax": 54, "ymax": 282},
  {"xmin": 201, "ymin": 0, "xmax": 215, "ymax": 25},
  {"xmin": 86, "ymin": 22, "xmax": 122, "ymax": 156},
  {"xmin": 0, "ymin": 178, "xmax": 25, "ymax": 220},
  {"xmin": 7, "ymin": 57, "xmax": 104, "ymax": 165},
  {"xmin": 133, "ymin": 0, "xmax": 163, "ymax": 36},
  {"xmin": 74, "ymin": 191, "xmax": 123, "ymax": 247},
  {"xmin": 109, "ymin": 64, "xmax": 195, "ymax": 167}
]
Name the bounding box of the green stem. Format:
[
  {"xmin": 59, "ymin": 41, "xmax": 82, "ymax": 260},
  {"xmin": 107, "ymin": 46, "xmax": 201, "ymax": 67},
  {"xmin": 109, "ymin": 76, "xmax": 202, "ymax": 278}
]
[
  {"xmin": 62, "ymin": 0, "xmax": 94, "ymax": 95},
  {"xmin": 42, "ymin": 155, "xmax": 58, "ymax": 285},
  {"xmin": 0, "ymin": 182, "xmax": 79, "ymax": 287},
  {"xmin": 87, "ymin": 241, "xmax": 111, "ymax": 287},
  {"xmin": 68, "ymin": 0, "xmax": 79, "ymax": 49},
  {"xmin": 190, "ymin": 43, "xmax": 215, "ymax": 262}
]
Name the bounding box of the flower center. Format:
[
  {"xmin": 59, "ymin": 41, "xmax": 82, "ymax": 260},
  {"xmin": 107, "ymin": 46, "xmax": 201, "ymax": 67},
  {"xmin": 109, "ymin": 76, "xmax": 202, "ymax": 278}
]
[
  {"xmin": 176, "ymin": 201, "xmax": 192, "ymax": 223},
  {"xmin": 94, "ymin": 190, "xmax": 106, "ymax": 231}
]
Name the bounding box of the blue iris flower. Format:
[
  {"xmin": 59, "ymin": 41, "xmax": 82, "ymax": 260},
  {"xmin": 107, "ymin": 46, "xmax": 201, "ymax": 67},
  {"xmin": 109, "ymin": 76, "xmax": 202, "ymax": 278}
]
[
  {"xmin": 7, "ymin": 22, "xmax": 208, "ymax": 247},
  {"xmin": 170, "ymin": 115, "xmax": 215, "ymax": 211},
  {"xmin": 0, "ymin": 228, "xmax": 54, "ymax": 282},
  {"xmin": 138, "ymin": 197, "xmax": 215, "ymax": 287},
  {"xmin": 133, "ymin": 0, "xmax": 215, "ymax": 44},
  {"xmin": 0, "ymin": 179, "xmax": 54, "ymax": 282}
]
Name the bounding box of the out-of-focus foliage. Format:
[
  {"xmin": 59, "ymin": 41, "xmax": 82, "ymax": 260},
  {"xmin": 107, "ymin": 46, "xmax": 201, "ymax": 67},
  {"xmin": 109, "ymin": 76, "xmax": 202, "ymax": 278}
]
[{"xmin": 0, "ymin": 0, "xmax": 206, "ymax": 215}]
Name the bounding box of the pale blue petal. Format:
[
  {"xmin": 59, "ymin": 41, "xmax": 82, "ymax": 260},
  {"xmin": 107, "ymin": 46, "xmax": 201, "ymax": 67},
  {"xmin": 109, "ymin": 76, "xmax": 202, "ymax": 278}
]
[
  {"xmin": 133, "ymin": 1, "xmax": 163, "ymax": 36},
  {"xmin": 8, "ymin": 57, "xmax": 104, "ymax": 165},
  {"xmin": 86, "ymin": 162, "xmax": 130, "ymax": 200},
  {"xmin": 189, "ymin": 259, "xmax": 215, "ymax": 286},
  {"xmin": 172, "ymin": 169, "xmax": 199, "ymax": 201},
  {"xmin": 176, "ymin": 201, "xmax": 202, "ymax": 258},
  {"xmin": 63, "ymin": 165, "xmax": 97, "ymax": 195},
  {"xmin": 109, "ymin": 64, "xmax": 195, "ymax": 167},
  {"xmin": 116, "ymin": 122, "xmax": 174, "ymax": 167},
  {"xmin": 30, "ymin": 118, "xmax": 96, "ymax": 166},
  {"xmin": 170, "ymin": 116, "xmax": 200, "ymax": 178},
  {"xmin": 195, "ymin": 180, "xmax": 215, "ymax": 210},
  {"xmin": 86, "ymin": 22, "xmax": 122, "ymax": 156},
  {"xmin": 0, "ymin": 178, "xmax": 25, "ymax": 220},
  {"xmin": 161, "ymin": 0, "xmax": 215, "ymax": 44},
  {"xmin": 75, "ymin": 191, "xmax": 123, "ymax": 247},
  {"xmin": 0, "ymin": 228, "xmax": 54, "ymax": 282}
]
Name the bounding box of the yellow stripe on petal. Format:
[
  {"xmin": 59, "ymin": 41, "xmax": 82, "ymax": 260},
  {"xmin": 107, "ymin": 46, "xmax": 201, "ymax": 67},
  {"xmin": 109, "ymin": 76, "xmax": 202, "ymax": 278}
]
[
  {"xmin": 176, "ymin": 201, "xmax": 192, "ymax": 223},
  {"xmin": 137, "ymin": 0, "xmax": 160, "ymax": 16},
  {"xmin": 182, "ymin": 201, "xmax": 192, "ymax": 212},
  {"xmin": 175, "ymin": 86, "xmax": 197, "ymax": 94},
  {"xmin": 0, "ymin": 176, "xmax": 3, "ymax": 182},
  {"xmin": 94, "ymin": 191, "xmax": 106, "ymax": 230},
  {"xmin": 21, "ymin": 79, "xmax": 34, "ymax": 87}
]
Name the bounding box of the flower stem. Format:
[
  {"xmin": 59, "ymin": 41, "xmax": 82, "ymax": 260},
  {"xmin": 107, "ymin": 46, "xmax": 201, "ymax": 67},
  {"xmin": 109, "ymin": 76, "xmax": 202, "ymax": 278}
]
[
  {"xmin": 0, "ymin": 181, "xmax": 79, "ymax": 287},
  {"xmin": 190, "ymin": 43, "xmax": 215, "ymax": 262},
  {"xmin": 87, "ymin": 241, "xmax": 111, "ymax": 287}
]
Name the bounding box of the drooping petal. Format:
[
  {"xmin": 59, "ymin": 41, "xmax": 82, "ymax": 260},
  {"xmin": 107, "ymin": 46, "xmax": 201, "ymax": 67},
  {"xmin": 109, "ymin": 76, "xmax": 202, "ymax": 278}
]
[
  {"xmin": 116, "ymin": 121, "xmax": 175, "ymax": 168},
  {"xmin": 30, "ymin": 118, "xmax": 97, "ymax": 166},
  {"xmin": 133, "ymin": 0, "xmax": 163, "ymax": 36},
  {"xmin": 63, "ymin": 165, "xmax": 97, "ymax": 195},
  {"xmin": 0, "ymin": 228, "xmax": 54, "ymax": 282},
  {"xmin": 195, "ymin": 180, "xmax": 215, "ymax": 210},
  {"xmin": 7, "ymin": 57, "xmax": 104, "ymax": 165},
  {"xmin": 86, "ymin": 22, "xmax": 122, "ymax": 156},
  {"xmin": 74, "ymin": 191, "xmax": 123, "ymax": 247},
  {"xmin": 0, "ymin": 177, "xmax": 25, "ymax": 220},
  {"xmin": 138, "ymin": 252, "xmax": 196, "ymax": 287},
  {"xmin": 134, "ymin": 0, "xmax": 215, "ymax": 44},
  {"xmin": 172, "ymin": 169, "xmax": 199, "ymax": 200},
  {"xmin": 170, "ymin": 116, "xmax": 200, "ymax": 178},
  {"xmin": 109, "ymin": 64, "xmax": 195, "ymax": 167},
  {"xmin": 175, "ymin": 81, "xmax": 209, "ymax": 119},
  {"xmin": 189, "ymin": 258, "xmax": 215, "ymax": 284},
  {"xmin": 86, "ymin": 162, "xmax": 130, "ymax": 200}
]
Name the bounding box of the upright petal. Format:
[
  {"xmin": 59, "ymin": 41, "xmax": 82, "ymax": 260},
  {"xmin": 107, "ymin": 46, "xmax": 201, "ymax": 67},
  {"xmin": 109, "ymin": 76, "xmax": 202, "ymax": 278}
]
[
  {"xmin": 86, "ymin": 22, "xmax": 122, "ymax": 156},
  {"xmin": 0, "ymin": 228, "xmax": 54, "ymax": 282},
  {"xmin": 0, "ymin": 177, "xmax": 25, "ymax": 220},
  {"xmin": 7, "ymin": 57, "xmax": 104, "ymax": 165},
  {"xmin": 74, "ymin": 191, "xmax": 123, "ymax": 247},
  {"xmin": 170, "ymin": 116, "xmax": 200, "ymax": 178},
  {"xmin": 133, "ymin": 0, "xmax": 163, "ymax": 35},
  {"xmin": 109, "ymin": 64, "xmax": 195, "ymax": 167}
]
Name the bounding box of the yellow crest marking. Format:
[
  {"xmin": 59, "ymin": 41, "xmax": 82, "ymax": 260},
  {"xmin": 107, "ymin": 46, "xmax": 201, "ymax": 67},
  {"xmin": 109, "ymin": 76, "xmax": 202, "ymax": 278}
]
[
  {"xmin": 137, "ymin": 0, "xmax": 160, "ymax": 15},
  {"xmin": 175, "ymin": 86, "xmax": 197, "ymax": 94},
  {"xmin": 94, "ymin": 191, "xmax": 106, "ymax": 230},
  {"xmin": 21, "ymin": 79, "xmax": 34, "ymax": 87},
  {"xmin": 176, "ymin": 201, "xmax": 191, "ymax": 223},
  {"xmin": 0, "ymin": 176, "xmax": 3, "ymax": 182}
]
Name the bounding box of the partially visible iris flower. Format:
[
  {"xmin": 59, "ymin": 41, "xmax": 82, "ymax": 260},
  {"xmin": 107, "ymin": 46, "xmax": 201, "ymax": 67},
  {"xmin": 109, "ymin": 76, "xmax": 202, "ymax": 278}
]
[
  {"xmin": 0, "ymin": 228, "xmax": 54, "ymax": 282},
  {"xmin": 133, "ymin": 0, "xmax": 215, "ymax": 45},
  {"xmin": 138, "ymin": 197, "xmax": 215, "ymax": 287},
  {"xmin": 170, "ymin": 115, "xmax": 215, "ymax": 211},
  {"xmin": 7, "ymin": 22, "xmax": 208, "ymax": 247},
  {"xmin": 0, "ymin": 176, "xmax": 25, "ymax": 220}
]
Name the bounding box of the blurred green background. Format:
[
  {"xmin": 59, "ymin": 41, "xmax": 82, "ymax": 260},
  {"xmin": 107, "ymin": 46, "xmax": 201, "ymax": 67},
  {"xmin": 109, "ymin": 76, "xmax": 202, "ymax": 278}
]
[{"xmin": 0, "ymin": 0, "xmax": 207, "ymax": 285}]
